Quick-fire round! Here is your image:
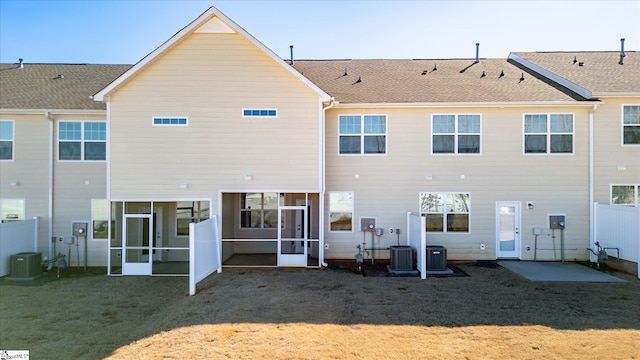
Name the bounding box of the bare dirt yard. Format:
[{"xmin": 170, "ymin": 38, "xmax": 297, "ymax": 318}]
[{"xmin": 1, "ymin": 261, "xmax": 639, "ymax": 359}]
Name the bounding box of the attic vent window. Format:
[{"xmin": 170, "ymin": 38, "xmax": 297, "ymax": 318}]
[
  {"xmin": 243, "ymin": 109, "xmax": 277, "ymax": 117},
  {"xmin": 153, "ymin": 117, "xmax": 188, "ymax": 126}
]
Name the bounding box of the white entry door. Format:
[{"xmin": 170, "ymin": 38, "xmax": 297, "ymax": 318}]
[
  {"xmin": 496, "ymin": 202, "xmax": 521, "ymax": 259},
  {"xmin": 278, "ymin": 206, "xmax": 307, "ymax": 266},
  {"xmin": 123, "ymin": 214, "xmax": 152, "ymax": 275}
]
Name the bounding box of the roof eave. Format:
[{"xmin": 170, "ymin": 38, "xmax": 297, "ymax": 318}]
[
  {"xmin": 94, "ymin": 6, "xmax": 330, "ymax": 102},
  {"xmin": 332, "ymin": 101, "xmax": 601, "ymax": 109},
  {"xmin": 0, "ymin": 108, "xmax": 106, "ymax": 115}
]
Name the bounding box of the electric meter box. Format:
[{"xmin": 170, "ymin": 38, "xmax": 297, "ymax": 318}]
[
  {"xmin": 360, "ymin": 218, "xmax": 376, "ymax": 232},
  {"xmin": 72, "ymin": 222, "xmax": 88, "ymax": 236},
  {"xmin": 548, "ymin": 215, "xmax": 566, "ymax": 229}
]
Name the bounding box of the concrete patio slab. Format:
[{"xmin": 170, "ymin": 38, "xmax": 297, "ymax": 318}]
[{"xmin": 498, "ymin": 261, "xmax": 627, "ymax": 282}]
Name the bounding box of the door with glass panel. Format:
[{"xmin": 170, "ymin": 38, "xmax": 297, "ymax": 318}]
[
  {"xmin": 122, "ymin": 214, "xmax": 153, "ymax": 275},
  {"xmin": 496, "ymin": 202, "xmax": 520, "ymax": 259},
  {"xmin": 278, "ymin": 206, "xmax": 307, "ymax": 266}
]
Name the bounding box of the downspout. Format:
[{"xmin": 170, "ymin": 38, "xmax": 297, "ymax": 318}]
[
  {"xmin": 320, "ymin": 98, "xmax": 336, "ymax": 267},
  {"xmin": 588, "ymin": 103, "xmax": 599, "ymax": 263},
  {"xmin": 45, "ymin": 111, "xmax": 54, "ymax": 270}
]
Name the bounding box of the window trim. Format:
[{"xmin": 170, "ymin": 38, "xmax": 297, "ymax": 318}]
[
  {"xmin": 57, "ymin": 120, "xmax": 107, "ymax": 161},
  {"xmin": 91, "ymin": 199, "xmax": 110, "ymax": 241},
  {"xmin": 431, "ymin": 113, "xmax": 482, "ymax": 155},
  {"xmin": 329, "ymin": 191, "xmax": 354, "ymax": 233},
  {"xmin": 523, "ymin": 113, "xmax": 575, "ymax": 155},
  {"xmin": 622, "ymin": 104, "xmax": 640, "ymax": 146},
  {"xmin": 152, "ymin": 116, "xmax": 189, "ymax": 126},
  {"xmin": 610, "ymin": 184, "xmax": 639, "ymax": 205},
  {"xmin": 420, "ymin": 192, "xmax": 471, "ymax": 233},
  {"xmin": 239, "ymin": 193, "xmax": 282, "ymax": 230},
  {"xmin": 0, "ymin": 120, "xmax": 14, "ymax": 161},
  {"xmin": 242, "ymin": 109, "xmax": 278, "ymax": 118},
  {"xmin": 0, "ymin": 198, "xmax": 25, "ymax": 223},
  {"xmin": 337, "ymin": 114, "xmax": 388, "ymax": 156}
]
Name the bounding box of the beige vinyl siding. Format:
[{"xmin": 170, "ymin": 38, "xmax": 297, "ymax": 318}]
[
  {"xmin": 592, "ymin": 98, "xmax": 640, "ymax": 204},
  {"xmin": 109, "ymin": 32, "xmax": 322, "ymax": 200},
  {"xmin": 0, "ymin": 114, "xmax": 50, "ymax": 254},
  {"xmin": 324, "ymin": 106, "xmax": 592, "ymax": 261}
]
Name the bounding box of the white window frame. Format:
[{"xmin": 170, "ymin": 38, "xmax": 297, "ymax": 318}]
[
  {"xmin": 420, "ymin": 192, "xmax": 471, "ymax": 233},
  {"xmin": 338, "ymin": 114, "xmax": 387, "ymax": 155},
  {"xmin": 431, "ymin": 114, "xmax": 482, "ymax": 155},
  {"xmin": 58, "ymin": 121, "xmax": 107, "ymax": 161},
  {"xmin": 329, "ymin": 191, "xmax": 354, "ymax": 232},
  {"xmin": 523, "ymin": 113, "xmax": 574, "ymax": 155},
  {"xmin": 610, "ymin": 184, "xmax": 639, "ymax": 205},
  {"xmin": 242, "ymin": 109, "xmax": 278, "ymax": 118},
  {"xmin": 239, "ymin": 193, "xmax": 282, "ymax": 230},
  {"xmin": 0, "ymin": 198, "xmax": 25, "ymax": 223},
  {"xmin": 176, "ymin": 201, "xmax": 210, "ymax": 236},
  {"xmin": 91, "ymin": 199, "xmax": 110, "ymax": 240},
  {"xmin": 152, "ymin": 116, "xmax": 189, "ymax": 126},
  {"xmin": 0, "ymin": 120, "xmax": 15, "ymax": 161},
  {"xmin": 622, "ymin": 104, "xmax": 640, "ymax": 146}
]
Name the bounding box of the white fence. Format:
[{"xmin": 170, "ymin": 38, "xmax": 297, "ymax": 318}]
[
  {"xmin": 594, "ymin": 203, "xmax": 639, "ymax": 278},
  {"xmin": 189, "ymin": 215, "xmax": 222, "ymax": 295},
  {"xmin": 0, "ymin": 217, "xmax": 39, "ymax": 277},
  {"xmin": 407, "ymin": 212, "xmax": 427, "ymax": 279}
]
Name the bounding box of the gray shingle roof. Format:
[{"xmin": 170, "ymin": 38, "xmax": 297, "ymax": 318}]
[
  {"xmin": 0, "ymin": 63, "xmax": 131, "ymax": 110},
  {"xmin": 292, "ymin": 58, "xmax": 586, "ymax": 104},
  {"xmin": 512, "ymin": 51, "xmax": 640, "ymax": 96}
]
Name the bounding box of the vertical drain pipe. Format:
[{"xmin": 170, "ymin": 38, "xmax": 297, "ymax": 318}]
[
  {"xmin": 45, "ymin": 111, "xmax": 55, "ymax": 270},
  {"xmin": 588, "ymin": 103, "xmax": 599, "ymax": 263}
]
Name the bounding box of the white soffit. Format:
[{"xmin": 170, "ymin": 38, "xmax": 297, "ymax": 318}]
[{"xmin": 194, "ymin": 16, "xmax": 235, "ymax": 34}]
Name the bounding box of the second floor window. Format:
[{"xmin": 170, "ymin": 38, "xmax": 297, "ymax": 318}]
[
  {"xmin": 59, "ymin": 121, "xmax": 106, "ymax": 161},
  {"xmin": 524, "ymin": 114, "xmax": 573, "ymax": 154},
  {"xmin": 339, "ymin": 115, "xmax": 386, "ymax": 154},
  {"xmin": 432, "ymin": 114, "xmax": 481, "ymax": 154},
  {"xmin": 0, "ymin": 120, "xmax": 14, "ymax": 160},
  {"xmin": 623, "ymin": 105, "xmax": 640, "ymax": 145}
]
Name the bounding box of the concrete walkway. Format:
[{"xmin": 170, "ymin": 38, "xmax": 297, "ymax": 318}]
[{"xmin": 499, "ymin": 261, "xmax": 627, "ymax": 282}]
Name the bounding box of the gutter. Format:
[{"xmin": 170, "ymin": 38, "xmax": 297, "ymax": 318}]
[
  {"xmin": 319, "ymin": 97, "xmax": 336, "ymax": 268},
  {"xmin": 0, "ymin": 109, "xmax": 105, "ymax": 115},
  {"xmin": 333, "ymin": 101, "xmax": 600, "ymax": 109},
  {"xmin": 45, "ymin": 111, "xmax": 55, "ymax": 270},
  {"xmin": 588, "ymin": 103, "xmax": 599, "ymax": 263}
]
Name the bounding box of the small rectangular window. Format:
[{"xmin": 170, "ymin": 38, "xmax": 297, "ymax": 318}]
[
  {"xmin": 239, "ymin": 193, "xmax": 281, "ymax": 229},
  {"xmin": 0, "ymin": 120, "xmax": 14, "ymax": 160},
  {"xmin": 92, "ymin": 199, "xmax": 110, "ymax": 239},
  {"xmin": 242, "ymin": 109, "xmax": 278, "ymax": 117},
  {"xmin": 153, "ymin": 117, "xmax": 188, "ymax": 126},
  {"xmin": 420, "ymin": 193, "xmax": 470, "ymax": 233},
  {"xmin": 329, "ymin": 192, "xmax": 354, "ymax": 231},
  {"xmin": 622, "ymin": 105, "xmax": 640, "ymax": 145},
  {"xmin": 611, "ymin": 185, "xmax": 639, "ymax": 205},
  {"xmin": 176, "ymin": 201, "xmax": 210, "ymax": 236},
  {"xmin": 0, "ymin": 199, "xmax": 25, "ymax": 223}
]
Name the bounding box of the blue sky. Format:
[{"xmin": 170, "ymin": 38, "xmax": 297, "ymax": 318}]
[{"xmin": 1, "ymin": 0, "xmax": 638, "ymax": 64}]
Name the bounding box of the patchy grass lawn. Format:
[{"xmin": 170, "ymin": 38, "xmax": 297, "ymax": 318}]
[{"xmin": 1, "ymin": 263, "xmax": 639, "ymax": 359}]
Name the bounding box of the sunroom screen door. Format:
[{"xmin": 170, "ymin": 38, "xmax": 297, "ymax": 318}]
[
  {"xmin": 278, "ymin": 206, "xmax": 307, "ymax": 266},
  {"xmin": 123, "ymin": 214, "xmax": 153, "ymax": 275}
]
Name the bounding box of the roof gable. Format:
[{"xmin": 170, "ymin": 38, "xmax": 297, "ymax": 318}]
[{"xmin": 93, "ymin": 7, "xmax": 330, "ymax": 102}]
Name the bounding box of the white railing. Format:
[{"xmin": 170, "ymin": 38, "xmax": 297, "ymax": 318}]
[
  {"xmin": 594, "ymin": 203, "xmax": 640, "ymax": 278},
  {"xmin": 407, "ymin": 212, "xmax": 427, "ymax": 279},
  {"xmin": 0, "ymin": 217, "xmax": 39, "ymax": 277},
  {"xmin": 189, "ymin": 215, "xmax": 222, "ymax": 295}
]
